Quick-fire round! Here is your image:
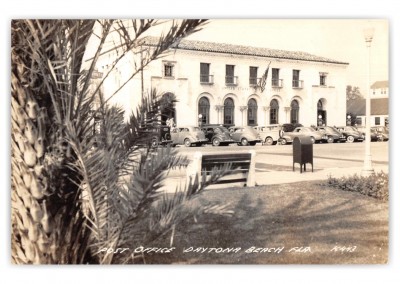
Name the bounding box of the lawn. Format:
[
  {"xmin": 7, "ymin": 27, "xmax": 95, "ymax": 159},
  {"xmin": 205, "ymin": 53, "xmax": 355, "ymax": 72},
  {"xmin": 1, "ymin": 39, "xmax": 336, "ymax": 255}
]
[{"xmin": 143, "ymin": 181, "xmax": 388, "ymax": 264}]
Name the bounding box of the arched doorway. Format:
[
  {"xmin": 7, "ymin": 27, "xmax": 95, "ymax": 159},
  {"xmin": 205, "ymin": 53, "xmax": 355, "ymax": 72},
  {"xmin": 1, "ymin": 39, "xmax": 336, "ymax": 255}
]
[
  {"xmin": 290, "ymin": 100, "xmax": 300, "ymax": 124},
  {"xmin": 247, "ymin": 98, "xmax": 257, "ymax": 126},
  {"xmin": 317, "ymin": 99, "xmax": 327, "ymax": 126},
  {"xmin": 224, "ymin": 97, "xmax": 235, "ymax": 125},
  {"xmin": 270, "ymin": 99, "xmax": 279, "ymax": 124},
  {"xmin": 160, "ymin": 92, "xmax": 176, "ymax": 125},
  {"xmin": 198, "ymin": 96, "xmax": 210, "ymax": 125}
]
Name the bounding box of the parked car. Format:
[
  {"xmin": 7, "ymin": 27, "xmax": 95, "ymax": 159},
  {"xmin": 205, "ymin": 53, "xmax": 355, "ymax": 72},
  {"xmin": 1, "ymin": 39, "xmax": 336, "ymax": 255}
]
[
  {"xmin": 335, "ymin": 126, "xmax": 365, "ymax": 143},
  {"xmin": 356, "ymin": 126, "xmax": 383, "ymax": 142},
  {"xmin": 371, "ymin": 126, "xmax": 389, "ymax": 141},
  {"xmin": 228, "ymin": 126, "xmax": 262, "ymax": 146},
  {"xmin": 253, "ymin": 125, "xmax": 281, "ymax": 145},
  {"xmin": 137, "ymin": 125, "xmax": 173, "ymax": 147},
  {"xmin": 171, "ymin": 126, "xmax": 208, "ymax": 147},
  {"xmin": 201, "ymin": 125, "xmax": 236, "ymax": 146},
  {"xmin": 316, "ymin": 126, "xmax": 347, "ymax": 143},
  {"xmin": 279, "ymin": 126, "xmax": 326, "ymax": 145},
  {"xmin": 281, "ymin": 123, "xmax": 303, "ymax": 132}
]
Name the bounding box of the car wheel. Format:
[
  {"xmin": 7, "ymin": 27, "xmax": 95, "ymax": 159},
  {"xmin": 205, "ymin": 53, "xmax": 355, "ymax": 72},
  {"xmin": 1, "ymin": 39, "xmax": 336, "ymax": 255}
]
[
  {"xmin": 265, "ymin": 137, "xmax": 274, "ymax": 146},
  {"xmin": 327, "ymin": 136, "xmax": 334, "ymax": 143},
  {"xmin": 310, "ymin": 137, "xmax": 316, "ymax": 144},
  {"xmin": 280, "ymin": 138, "xmax": 287, "ymax": 145},
  {"xmin": 184, "ymin": 138, "xmax": 191, "ymax": 147},
  {"xmin": 347, "ymin": 135, "xmax": 355, "ymax": 143},
  {"xmin": 212, "ymin": 138, "xmax": 221, "ymax": 146},
  {"xmin": 241, "ymin": 138, "xmax": 249, "ymax": 146}
]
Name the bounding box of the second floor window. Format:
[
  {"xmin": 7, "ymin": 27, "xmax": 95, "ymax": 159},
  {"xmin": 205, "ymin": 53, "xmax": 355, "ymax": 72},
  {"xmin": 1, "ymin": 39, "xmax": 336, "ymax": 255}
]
[
  {"xmin": 292, "ymin": 69, "xmax": 301, "ymax": 88},
  {"xmin": 272, "ymin": 68, "xmax": 280, "ymax": 87},
  {"xmin": 164, "ymin": 63, "xmax": 174, "ymax": 77},
  {"xmin": 319, "ymin": 72, "xmax": 327, "ymax": 86},
  {"xmin": 200, "ymin": 63, "xmax": 212, "ymax": 83},
  {"xmin": 249, "ymin": 66, "xmax": 258, "ymax": 85},
  {"xmin": 225, "ymin": 64, "xmax": 236, "ymax": 84}
]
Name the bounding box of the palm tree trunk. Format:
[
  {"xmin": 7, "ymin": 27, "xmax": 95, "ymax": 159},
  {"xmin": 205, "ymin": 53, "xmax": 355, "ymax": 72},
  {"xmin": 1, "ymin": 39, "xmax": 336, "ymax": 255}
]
[
  {"xmin": 11, "ymin": 60, "xmax": 53, "ymax": 263},
  {"xmin": 11, "ymin": 20, "xmax": 92, "ymax": 264}
]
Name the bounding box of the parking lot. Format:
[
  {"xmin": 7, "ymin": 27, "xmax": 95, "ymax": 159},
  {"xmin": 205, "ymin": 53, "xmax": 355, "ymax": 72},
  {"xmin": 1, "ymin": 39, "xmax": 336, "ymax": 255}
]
[{"xmin": 163, "ymin": 141, "xmax": 389, "ymax": 191}]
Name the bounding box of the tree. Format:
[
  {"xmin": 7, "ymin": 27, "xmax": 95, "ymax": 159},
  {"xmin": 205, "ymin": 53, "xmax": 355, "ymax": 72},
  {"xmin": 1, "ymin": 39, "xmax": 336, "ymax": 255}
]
[
  {"xmin": 346, "ymin": 85, "xmax": 363, "ymax": 101},
  {"xmin": 11, "ymin": 19, "xmax": 232, "ymax": 264}
]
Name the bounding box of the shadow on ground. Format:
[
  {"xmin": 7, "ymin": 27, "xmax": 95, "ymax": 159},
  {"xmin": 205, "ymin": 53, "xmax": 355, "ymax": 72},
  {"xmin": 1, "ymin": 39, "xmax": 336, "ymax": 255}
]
[{"xmin": 144, "ymin": 181, "xmax": 388, "ymax": 264}]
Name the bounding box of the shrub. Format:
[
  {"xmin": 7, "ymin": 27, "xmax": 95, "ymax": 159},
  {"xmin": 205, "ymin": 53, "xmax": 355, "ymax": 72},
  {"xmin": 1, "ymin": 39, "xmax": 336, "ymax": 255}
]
[{"xmin": 325, "ymin": 171, "xmax": 388, "ymax": 201}]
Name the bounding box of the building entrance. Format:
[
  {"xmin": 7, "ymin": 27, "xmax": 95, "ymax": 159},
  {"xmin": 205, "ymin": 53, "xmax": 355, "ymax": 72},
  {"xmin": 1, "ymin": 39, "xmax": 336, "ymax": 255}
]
[{"xmin": 160, "ymin": 92, "xmax": 176, "ymax": 125}]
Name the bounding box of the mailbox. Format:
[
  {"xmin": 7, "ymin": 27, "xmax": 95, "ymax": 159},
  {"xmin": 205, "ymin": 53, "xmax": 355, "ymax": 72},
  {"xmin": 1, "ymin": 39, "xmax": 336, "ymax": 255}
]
[{"xmin": 293, "ymin": 136, "xmax": 313, "ymax": 173}]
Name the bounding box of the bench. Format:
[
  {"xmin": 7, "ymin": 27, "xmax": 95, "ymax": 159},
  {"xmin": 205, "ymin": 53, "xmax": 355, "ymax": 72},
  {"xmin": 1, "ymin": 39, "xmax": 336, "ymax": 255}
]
[{"xmin": 187, "ymin": 150, "xmax": 256, "ymax": 189}]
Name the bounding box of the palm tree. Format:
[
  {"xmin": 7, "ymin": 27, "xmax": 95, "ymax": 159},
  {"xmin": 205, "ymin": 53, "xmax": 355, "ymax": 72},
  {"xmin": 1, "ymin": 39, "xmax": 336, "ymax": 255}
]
[{"xmin": 11, "ymin": 19, "xmax": 232, "ymax": 264}]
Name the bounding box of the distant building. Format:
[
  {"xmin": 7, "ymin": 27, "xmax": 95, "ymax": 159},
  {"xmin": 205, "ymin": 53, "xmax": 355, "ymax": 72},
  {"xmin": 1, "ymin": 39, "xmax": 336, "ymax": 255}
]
[
  {"xmin": 370, "ymin": 80, "xmax": 389, "ymax": 99},
  {"xmin": 100, "ymin": 37, "xmax": 349, "ymax": 127},
  {"xmin": 348, "ymin": 80, "xmax": 389, "ymax": 126}
]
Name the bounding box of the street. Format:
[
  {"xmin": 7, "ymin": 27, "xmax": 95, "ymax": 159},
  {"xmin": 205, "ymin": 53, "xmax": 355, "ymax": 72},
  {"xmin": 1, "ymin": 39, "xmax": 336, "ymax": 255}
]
[{"xmin": 163, "ymin": 141, "xmax": 389, "ymax": 191}]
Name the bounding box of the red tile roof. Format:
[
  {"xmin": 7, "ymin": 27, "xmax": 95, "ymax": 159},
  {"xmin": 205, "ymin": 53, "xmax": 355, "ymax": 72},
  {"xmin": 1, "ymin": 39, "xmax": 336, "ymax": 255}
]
[
  {"xmin": 141, "ymin": 36, "xmax": 349, "ymax": 65},
  {"xmin": 371, "ymin": 98, "xmax": 389, "ymax": 115},
  {"xmin": 371, "ymin": 80, "xmax": 389, "ymax": 89},
  {"xmin": 347, "ymin": 98, "xmax": 388, "ymax": 116}
]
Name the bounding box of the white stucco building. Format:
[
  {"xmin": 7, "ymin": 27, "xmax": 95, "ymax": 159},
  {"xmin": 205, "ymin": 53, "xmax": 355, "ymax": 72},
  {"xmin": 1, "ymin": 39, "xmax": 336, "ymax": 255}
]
[{"xmin": 100, "ymin": 37, "xmax": 349, "ymax": 127}]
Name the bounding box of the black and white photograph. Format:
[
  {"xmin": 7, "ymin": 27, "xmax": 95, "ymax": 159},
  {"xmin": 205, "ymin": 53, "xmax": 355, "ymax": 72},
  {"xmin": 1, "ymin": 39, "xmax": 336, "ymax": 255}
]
[
  {"xmin": 2, "ymin": 0, "xmax": 399, "ymax": 283},
  {"xmin": 9, "ymin": 17, "xmax": 389, "ymax": 265}
]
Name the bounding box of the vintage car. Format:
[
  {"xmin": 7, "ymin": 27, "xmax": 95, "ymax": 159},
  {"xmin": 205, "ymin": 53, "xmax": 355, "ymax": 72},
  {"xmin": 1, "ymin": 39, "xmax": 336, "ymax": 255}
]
[
  {"xmin": 371, "ymin": 126, "xmax": 389, "ymax": 141},
  {"xmin": 201, "ymin": 125, "xmax": 236, "ymax": 146},
  {"xmin": 316, "ymin": 126, "xmax": 347, "ymax": 143},
  {"xmin": 170, "ymin": 126, "xmax": 208, "ymax": 147},
  {"xmin": 281, "ymin": 123, "xmax": 303, "ymax": 132},
  {"xmin": 335, "ymin": 126, "xmax": 365, "ymax": 143},
  {"xmin": 279, "ymin": 126, "xmax": 326, "ymax": 145},
  {"xmin": 228, "ymin": 126, "xmax": 262, "ymax": 146},
  {"xmin": 355, "ymin": 126, "xmax": 383, "ymax": 142},
  {"xmin": 253, "ymin": 125, "xmax": 281, "ymax": 145},
  {"xmin": 137, "ymin": 125, "xmax": 173, "ymax": 147}
]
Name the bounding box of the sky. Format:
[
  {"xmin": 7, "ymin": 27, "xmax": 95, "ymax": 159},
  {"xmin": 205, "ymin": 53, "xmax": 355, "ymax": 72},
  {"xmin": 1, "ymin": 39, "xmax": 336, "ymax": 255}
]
[{"xmin": 178, "ymin": 19, "xmax": 388, "ymax": 96}]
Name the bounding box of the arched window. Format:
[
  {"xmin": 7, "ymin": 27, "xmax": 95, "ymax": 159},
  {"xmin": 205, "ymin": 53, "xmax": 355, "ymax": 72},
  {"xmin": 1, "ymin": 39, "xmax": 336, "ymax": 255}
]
[
  {"xmin": 160, "ymin": 92, "xmax": 176, "ymax": 125},
  {"xmin": 224, "ymin": 98, "xmax": 235, "ymax": 125},
  {"xmin": 198, "ymin": 97, "xmax": 210, "ymax": 125},
  {"xmin": 317, "ymin": 99, "xmax": 327, "ymax": 126},
  {"xmin": 290, "ymin": 100, "xmax": 299, "ymax": 124},
  {"xmin": 270, "ymin": 99, "xmax": 279, "ymax": 124},
  {"xmin": 317, "ymin": 99, "xmax": 323, "ymax": 111},
  {"xmin": 247, "ymin": 98, "xmax": 258, "ymax": 126}
]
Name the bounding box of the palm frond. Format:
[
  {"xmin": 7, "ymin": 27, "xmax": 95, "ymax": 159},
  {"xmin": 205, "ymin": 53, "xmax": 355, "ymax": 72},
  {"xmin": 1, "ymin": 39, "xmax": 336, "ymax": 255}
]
[{"xmin": 11, "ymin": 19, "xmax": 226, "ymax": 265}]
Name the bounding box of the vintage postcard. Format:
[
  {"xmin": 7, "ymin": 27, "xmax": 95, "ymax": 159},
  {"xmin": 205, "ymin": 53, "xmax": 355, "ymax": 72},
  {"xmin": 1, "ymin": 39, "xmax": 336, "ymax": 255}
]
[{"xmin": 10, "ymin": 19, "xmax": 388, "ymax": 264}]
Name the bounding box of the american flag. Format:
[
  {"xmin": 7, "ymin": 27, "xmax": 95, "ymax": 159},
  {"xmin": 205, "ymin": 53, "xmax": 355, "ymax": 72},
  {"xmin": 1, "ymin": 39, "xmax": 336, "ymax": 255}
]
[{"xmin": 258, "ymin": 61, "xmax": 271, "ymax": 92}]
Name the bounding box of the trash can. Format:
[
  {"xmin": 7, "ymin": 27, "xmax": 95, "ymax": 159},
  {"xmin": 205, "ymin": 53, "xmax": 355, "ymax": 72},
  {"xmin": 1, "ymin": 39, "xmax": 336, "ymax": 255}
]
[{"xmin": 293, "ymin": 136, "xmax": 313, "ymax": 173}]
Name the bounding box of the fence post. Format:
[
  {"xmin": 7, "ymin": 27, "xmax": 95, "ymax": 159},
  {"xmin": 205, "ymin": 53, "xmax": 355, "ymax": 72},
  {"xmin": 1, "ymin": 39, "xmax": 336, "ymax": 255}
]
[{"xmin": 247, "ymin": 150, "xmax": 256, "ymax": 187}]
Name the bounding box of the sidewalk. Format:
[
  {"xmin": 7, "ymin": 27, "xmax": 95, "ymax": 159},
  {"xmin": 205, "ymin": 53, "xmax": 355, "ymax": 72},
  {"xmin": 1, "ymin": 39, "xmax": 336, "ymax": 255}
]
[{"xmin": 161, "ymin": 154, "xmax": 389, "ymax": 192}]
